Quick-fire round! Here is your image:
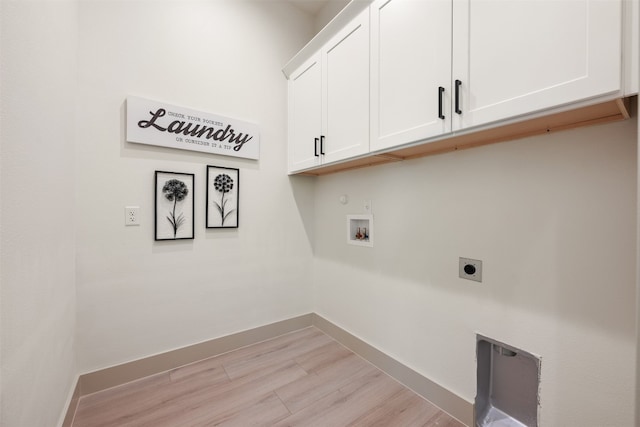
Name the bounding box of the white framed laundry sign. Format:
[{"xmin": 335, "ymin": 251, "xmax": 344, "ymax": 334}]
[{"xmin": 126, "ymin": 96, "xmax": 259, "ymax": 160}]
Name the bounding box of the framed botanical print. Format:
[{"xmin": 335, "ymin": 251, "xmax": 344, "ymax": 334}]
[
  {"xmin": 206, "ymin": 165, "xmax": 239, "ymax": 228},
  {"xmin": 155, "ymin": 171, "xmax": 195, "ymax": 240}
]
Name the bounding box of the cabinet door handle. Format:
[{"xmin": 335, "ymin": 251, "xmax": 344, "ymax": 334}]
[
  {"xmin": 320, "ymin": 135, "xmax": 325, "ymax": 155},
  {"xmin": 438, "ymin": 86, "xmax": 445, "ymax": 120},
  {"xmin": 314, "ymin": 137, "xmax": 319, "ymax": 157},
  {"xmin": 455, "ymin": 79, "xmax": 462, "ymax": 114}
]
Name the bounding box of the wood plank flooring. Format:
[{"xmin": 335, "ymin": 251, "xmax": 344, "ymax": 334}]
[{"xmin": 71, "ymin": 327, "xmax": 464, "ymax": 427}]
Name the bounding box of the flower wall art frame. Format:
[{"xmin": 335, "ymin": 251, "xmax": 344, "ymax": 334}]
[
  {"xmin": 206, "ymin": 165, "xmax": 239, "ymax": 228},
  {"xmin": 155, "ymin": 171, "xmax": 195, "ymax": 240}
]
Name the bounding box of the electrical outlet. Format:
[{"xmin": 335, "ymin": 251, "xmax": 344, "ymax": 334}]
[
  {"xmin": 125, "ymin": 206, "xmax": 140, "ymax": 226},
  {"xmin": 364, "ymin": 199, "xmax": 372, "ymax": 213},
  {"xmin": 459, "ymin": 257, "xmax": 482, "ymax": 282}
]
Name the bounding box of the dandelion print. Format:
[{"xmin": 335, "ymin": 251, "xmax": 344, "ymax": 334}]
[
  {"xmin": 213, "ymin": 173, "xmax": 234, "ymax": 226},
  {"xmin": 163, "ymin": 179, "xmax": 189, "ymax": 238}
]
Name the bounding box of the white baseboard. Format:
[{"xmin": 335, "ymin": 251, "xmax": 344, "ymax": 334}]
[{"xmin": 59, "ymin": 374, "xmax": 80, "ymax": 427}]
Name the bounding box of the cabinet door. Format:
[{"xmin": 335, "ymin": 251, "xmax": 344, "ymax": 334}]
[
  {"xmin": 321, "ymin": 7, "xmax": 370, "ymax": 164},
  {"xmin": 370, "ymin": 0, "xmax": 452, "ymax": 152},
  {"xmin": 288, "ymin": 53, "xmax": 322, "ymax": 173},
  {"xmin": 452, "ymin": 0, "xmax": 622, "ymax": 131}
]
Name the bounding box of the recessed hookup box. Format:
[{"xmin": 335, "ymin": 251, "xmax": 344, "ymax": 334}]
[{"xmin": 475, "ymin": 335, "xmax": 540, "ymax": 427}]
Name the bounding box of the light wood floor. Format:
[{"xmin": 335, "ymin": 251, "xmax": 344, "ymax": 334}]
[{"xmin": 71, "ymin": 327, "xmax": 464, "ymax": 427}]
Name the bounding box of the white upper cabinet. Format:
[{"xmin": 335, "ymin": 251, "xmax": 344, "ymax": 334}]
[
  {"xmin": 370, "ymin": 0, "xmax": 623, "ymax": 151},
  {"xmin": 370, "ymin": 0, "xmax": 453, "ymax": 152},
  {"xmin": 322, "ymin": 7, "xmax": 370, "ymax": 164},
  {"xmin": 286, "ymin": 0, "xmax": 627, "ymax": 174},
  {"xmin": 288, "ymin": 7, "xmax": 370, "ymax": 173},
  {"xmin": 451, "ymin": 0, "xmax": 622, "ymax": 131},
  {"xmin": 288, "ymin": 53, "xmax": 322, "ymax": 172}
]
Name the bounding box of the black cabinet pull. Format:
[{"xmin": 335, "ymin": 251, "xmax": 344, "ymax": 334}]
[
  {"xmin": 314, "ymin": 137, "xmax": 319, "ymax": 157},
  {"xmin": 438, "ymin": 86, "xmax": 445, "ymax": 120},
  {"xmin": 455, "ymin": 79, "xmax": 462, "ymax": 114},
  {"xmin": 320, "ymin": 135, "xmax": 325, "ymax": 155}
]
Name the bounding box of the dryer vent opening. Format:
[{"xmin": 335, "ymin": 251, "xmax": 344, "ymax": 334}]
[{"xmin": 475, "ymin": 335, "xmax": 540, "ymax": 427}]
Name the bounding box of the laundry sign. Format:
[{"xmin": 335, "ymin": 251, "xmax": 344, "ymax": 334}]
[{"xmin": 126, "ymin": 96, "xmax": 259, "ymax": 160}]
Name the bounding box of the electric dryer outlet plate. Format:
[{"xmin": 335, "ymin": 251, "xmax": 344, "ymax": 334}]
[{"xmin": 459, "ymin": 257, "xmax": 482, "ymax": 282}]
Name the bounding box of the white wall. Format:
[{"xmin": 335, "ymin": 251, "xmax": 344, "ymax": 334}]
[
  {"xmin": 636, "ymin": 99, "xmax": 640, "ymax": 427},
  {"xmin": 0, "ymin": 1, "xmax": 78, "ymax": 426},
  {"xmin": 74, "ymin": 0, "xmax": 317, "ymax": 372},
  {"xmin": 314, "ymin": 0, "xmax": 350, "ymax": 32},
  {"xmin": 313, "ymin": 117, "xmax": 637, "ymax": 427}
]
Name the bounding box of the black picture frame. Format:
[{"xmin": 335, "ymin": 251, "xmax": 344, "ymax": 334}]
[
  {"xmin": 154, "ymin": 170, "xmax": 195, "ymax": 240},
  {"xmin": 206, "ymin": 165, "xmax": 239, "ymax": 228}
]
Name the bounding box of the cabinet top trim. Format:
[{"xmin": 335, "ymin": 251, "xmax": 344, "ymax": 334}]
[{"xmin": 282, "ymin": 0, "xmax": 373, "ymax": 78}]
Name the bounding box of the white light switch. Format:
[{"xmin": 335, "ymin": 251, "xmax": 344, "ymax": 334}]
[{"xmin": 125, "ymin": 206, "xmax": 140, "ymax": 226}]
